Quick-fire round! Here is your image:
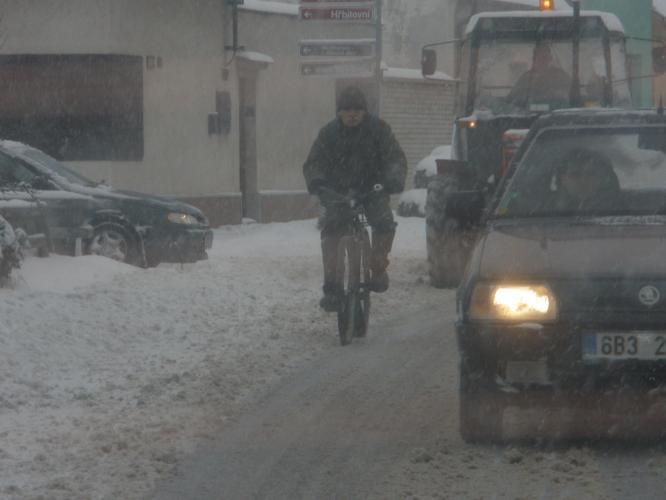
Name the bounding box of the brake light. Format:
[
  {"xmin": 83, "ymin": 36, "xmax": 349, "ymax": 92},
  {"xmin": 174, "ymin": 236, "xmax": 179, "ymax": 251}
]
[{"xmin": 501, "ymin": 129, "xmax": 528, "ymax": 175}]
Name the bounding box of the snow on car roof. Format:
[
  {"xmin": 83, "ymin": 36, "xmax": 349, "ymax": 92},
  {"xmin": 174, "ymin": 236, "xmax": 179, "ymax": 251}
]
[
  {"xmin": 0, "ymin": 139, "xmax": 32, "ymax": 156},
  {"xmin": 465, "ymin": 10, "xmax": 625, "ymax": 36}
]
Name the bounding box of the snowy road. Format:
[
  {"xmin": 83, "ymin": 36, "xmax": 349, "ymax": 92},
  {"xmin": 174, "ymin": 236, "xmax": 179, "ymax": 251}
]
[
  {"xmin": 4, "ymin": 217, "xmax": 666, "ymax": 499},
  {"xmin": 151, "ymin": 297, "xmax": 666, "ymax": 500},
  {"xmin": 152, "ymin": 301, "xmax": 457, "ymax": 499}
]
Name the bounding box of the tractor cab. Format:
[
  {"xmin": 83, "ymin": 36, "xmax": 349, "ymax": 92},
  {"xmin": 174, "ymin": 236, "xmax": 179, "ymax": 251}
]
[
  {"xmin": 459, "ymin": 11, "xmax": 630, "ymax": 117},
  {"xmin": 423, "ymin": 9, "xmax": 630, "ymax": 178}
]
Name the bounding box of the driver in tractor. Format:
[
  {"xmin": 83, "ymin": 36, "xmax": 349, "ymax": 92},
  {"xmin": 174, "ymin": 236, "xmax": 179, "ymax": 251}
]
[{"xmin": 506, "ymin": 42, "xmax": 572, "ymax": 108}]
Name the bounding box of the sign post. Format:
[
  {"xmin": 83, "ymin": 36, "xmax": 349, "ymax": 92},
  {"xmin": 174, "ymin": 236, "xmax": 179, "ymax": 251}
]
[{"xmin": 299, "ymin": 0, "xmax": 384, "ymax": 114}]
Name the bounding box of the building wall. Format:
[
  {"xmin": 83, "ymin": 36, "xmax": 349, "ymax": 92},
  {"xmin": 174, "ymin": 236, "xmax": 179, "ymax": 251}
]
[
  {"xmin": 238, "ymin": 7, "xmax": 459, "ymax": 221},
  {"xmin": 239, "ymin": 8, "xmax": 375, "ymax": 222},
  {"xmin": 584, "ymin": 0, "xmax": 653, "ymax": 107},
  {"xmin": 0, "ymin": 0, "xmax": 239, "ymax": 226}
]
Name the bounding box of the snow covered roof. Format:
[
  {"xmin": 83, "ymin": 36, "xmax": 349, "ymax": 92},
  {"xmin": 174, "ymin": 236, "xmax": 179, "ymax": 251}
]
[
  {"xmin": 493, "ymin": 0, "xmax": 567, "ymax": 8},
  {"xmin": 465, "ymin": 10, "xmax": 625, "ymax": 36},
  {"xmin": 383, "ymin": 66, "xmax": 454, "ymax": 83},
  {"xmin": 237, "ymin": 50, "xmax": 275, "ymax": 65},
  {"xmin": 240, "ymin": 0, "xmax": 298, "ymax": 16}
]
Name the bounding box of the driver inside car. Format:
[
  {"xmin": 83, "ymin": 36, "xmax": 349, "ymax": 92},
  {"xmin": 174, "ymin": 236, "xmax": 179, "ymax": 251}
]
[
  {"xmin": 506, "ymin": 43, "xmax": 572, "ymax": 108},
  {"xmin": 551, "ymin": 148, "xmax": 621, "ymax": 212}
]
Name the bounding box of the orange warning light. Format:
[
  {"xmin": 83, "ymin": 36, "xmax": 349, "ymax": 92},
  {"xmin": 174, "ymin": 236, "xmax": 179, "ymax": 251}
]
[{"xmin": 540, "ymin": 0, "xmax": 554, "ymax": 10}]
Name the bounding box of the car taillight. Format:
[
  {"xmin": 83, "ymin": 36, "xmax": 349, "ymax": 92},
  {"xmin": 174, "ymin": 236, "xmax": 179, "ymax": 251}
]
[{"xmin": 501, "ymin": 129, "xmax": 528, "ymax": 176}]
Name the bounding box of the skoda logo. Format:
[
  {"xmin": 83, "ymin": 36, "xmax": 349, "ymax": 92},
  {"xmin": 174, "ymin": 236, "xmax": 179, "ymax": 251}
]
[{"xmin": 638, "ymin": 285, "xmax": 661, "ymax": 307}]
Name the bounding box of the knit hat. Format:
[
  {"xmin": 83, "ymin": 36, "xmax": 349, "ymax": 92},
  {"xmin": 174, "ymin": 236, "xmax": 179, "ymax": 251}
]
[{"xmin": 337, "ymin": 87, "xmax": 368, "ymax": 111}]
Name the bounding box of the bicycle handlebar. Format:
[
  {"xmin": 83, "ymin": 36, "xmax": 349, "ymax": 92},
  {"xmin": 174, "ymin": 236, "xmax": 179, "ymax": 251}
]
[{"xmin": 317, "ymin": 184, "xmax": 384, "ymax": 206}]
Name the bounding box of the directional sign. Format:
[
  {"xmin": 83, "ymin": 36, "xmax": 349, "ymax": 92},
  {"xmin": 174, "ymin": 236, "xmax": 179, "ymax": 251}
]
[
  {"xmin": 301, "ymin": 58, "xmax": 375, "ymax": 78},
  {"xmin": 299, "ymin": 39, "xmax": 375, "ymax": 58},
  {"xmin": 299, "ymin": 5, "xmax": 375, "ymax": 22}
]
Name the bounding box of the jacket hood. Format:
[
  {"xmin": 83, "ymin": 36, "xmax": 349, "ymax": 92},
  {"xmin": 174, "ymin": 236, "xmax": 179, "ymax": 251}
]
[{"xmin": 478, "ymin": 217, "xmax": 666, "ymax": 279}]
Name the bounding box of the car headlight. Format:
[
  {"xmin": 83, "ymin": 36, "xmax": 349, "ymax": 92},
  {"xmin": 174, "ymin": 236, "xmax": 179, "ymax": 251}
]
[
  {"xmin": 469, "ymin": 284, "xmax": 558, "ymax": 321},
  {"xmin": 167, "ymin": 212, "xmax": 199, "ymax": 225}
]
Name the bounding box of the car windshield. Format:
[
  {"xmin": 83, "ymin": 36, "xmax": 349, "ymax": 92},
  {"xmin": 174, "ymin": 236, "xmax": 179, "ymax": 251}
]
[
  {"xmin": 476, "ymin": 38, "xmax": 612, "ymax": 114},
  {"xmin": 19, "ymin": 146, "xmax": 97, "ymax": 187},
  {"xmin": 495, "ymin": 125, "xmax": 666, "ymax": 218}
]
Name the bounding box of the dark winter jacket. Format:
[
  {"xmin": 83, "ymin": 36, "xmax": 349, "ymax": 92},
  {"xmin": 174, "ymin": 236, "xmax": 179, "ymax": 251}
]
[{"xmin": 303, "ymin": 114, "xmax": 407, "ymax": 197}]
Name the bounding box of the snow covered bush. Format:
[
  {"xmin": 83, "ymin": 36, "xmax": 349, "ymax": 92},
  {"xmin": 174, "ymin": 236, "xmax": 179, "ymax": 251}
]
[{"xmin": 397, "ymin": 145, "xmax": 451, "ymax": 217}]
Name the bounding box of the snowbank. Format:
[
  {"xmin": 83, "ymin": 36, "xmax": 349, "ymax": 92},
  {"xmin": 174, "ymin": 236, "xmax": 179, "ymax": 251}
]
[{"xmin": 0, "ymin": 216, "xmax": 432, "ymax": 499}]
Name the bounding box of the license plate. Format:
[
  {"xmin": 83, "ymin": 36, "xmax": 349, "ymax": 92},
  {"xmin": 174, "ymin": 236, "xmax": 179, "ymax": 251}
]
[{"xmin": 583, "ymin": 333, "xmax": 666, "ymax": 360}]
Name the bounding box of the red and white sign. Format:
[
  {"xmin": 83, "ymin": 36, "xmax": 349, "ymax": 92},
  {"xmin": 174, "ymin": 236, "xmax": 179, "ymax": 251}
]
[{"xmin": 299, "ymin": 5, "xmax": 375, "ymax": 22}]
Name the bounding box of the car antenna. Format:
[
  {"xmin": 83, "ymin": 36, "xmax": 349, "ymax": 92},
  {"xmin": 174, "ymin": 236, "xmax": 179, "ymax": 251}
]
[{"xmin": 659, "ymin": 96, "xmax": 664, "ymax": 116}]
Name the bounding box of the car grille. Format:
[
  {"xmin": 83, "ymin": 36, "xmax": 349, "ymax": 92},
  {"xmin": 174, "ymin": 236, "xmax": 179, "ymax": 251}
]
[{"xmin": 552, "ymin": 278, "xmax": 666, "ymax": 326}]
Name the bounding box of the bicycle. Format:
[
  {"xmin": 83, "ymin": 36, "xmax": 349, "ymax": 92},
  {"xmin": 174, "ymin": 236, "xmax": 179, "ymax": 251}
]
[{"xmin": 320, "ymin": 184, "xmax": 383, "ymax": 346}]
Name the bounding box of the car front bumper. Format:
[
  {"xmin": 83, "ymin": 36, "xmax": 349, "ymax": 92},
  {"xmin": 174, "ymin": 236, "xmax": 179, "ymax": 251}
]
[
  {"xmin": 144, "ymin": 226, "xmax": 213, "ymax": 263},
  {"xmin": 457, "ymin": 321, "xmax": 666, "ymax": 393}
]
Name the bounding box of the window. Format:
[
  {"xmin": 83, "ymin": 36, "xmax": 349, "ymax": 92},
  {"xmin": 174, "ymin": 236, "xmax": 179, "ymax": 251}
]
[{"xmin": 0, "ymin": 54, "xmax": 143, "ymax": 161}]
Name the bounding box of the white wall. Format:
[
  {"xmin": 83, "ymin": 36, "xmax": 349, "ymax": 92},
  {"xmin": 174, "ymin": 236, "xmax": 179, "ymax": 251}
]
[
  {"xmin": 0, "ymin": 0, "xmax": 237, "ymax": 199},
  {"xmin": 240, "ymin": 9, "xmax": 374, "ymax": 192}
]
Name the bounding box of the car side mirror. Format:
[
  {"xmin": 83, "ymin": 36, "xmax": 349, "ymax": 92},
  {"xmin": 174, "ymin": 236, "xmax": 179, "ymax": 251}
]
[
  {"xmin": 445, "ymin": 190, "xmax": 485, "ymax": 225},
  {"xmin": 422, "ymin": 48, "xmax": 437, "ymax": 76}
]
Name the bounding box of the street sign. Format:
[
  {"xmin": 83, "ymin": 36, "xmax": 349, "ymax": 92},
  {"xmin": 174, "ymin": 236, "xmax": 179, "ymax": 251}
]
[
  {"xmin": 299, "ymin": 5, "xmax": 375, "ymax": 22},
  {"xmin": 301, "ymin": 0, "xmax": 369, "ymax": 2},
  {"xmin": 300, "ymin": 58, "xmax": 375, "ymax": 78},
  {"xmin": 299, "ymin": 39, "xmax": 375, "ymax": 58}
]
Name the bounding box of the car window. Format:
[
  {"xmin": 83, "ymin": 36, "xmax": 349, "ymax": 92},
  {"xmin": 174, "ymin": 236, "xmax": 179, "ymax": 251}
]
[
  {"xmin": 0, "ymin": 150, "xmax": 40, "ymax": 186},
  {"xmin": 495, "ymin": 126, "xmax": 666, "ymax": 217},
  {"xmin": 19, "ymin": 146, "xmax": 95, "ymax": 187}
]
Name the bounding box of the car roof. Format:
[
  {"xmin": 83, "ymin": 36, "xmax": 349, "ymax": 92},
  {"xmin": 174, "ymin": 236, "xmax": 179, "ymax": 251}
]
[{"xmin": 529, "ymin": 108, "xmax": 666, "ymax": 131}]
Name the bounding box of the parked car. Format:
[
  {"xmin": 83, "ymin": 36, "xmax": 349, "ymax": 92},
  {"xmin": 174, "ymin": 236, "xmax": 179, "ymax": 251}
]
[
  {"xmin": 455, "ymin": 109, "xmax": 666, "ymax": 442},
  {"xmin": 397, "ymin": 145, "xmax": 451, "ymax": 217},
  {"xmin": 0, "ymin": 140, "xmax": 213, "ymax": 266}
]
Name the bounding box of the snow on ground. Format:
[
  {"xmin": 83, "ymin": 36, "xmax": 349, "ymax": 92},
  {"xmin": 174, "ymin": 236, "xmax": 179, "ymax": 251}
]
[{"xmin": 0, "ymin": 216, "xmax": 435, "ymax": 500}]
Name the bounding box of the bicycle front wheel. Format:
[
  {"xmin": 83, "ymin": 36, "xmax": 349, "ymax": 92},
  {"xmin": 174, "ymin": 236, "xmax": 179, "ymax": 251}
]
[
  {"xmin": 354, "ymin": 232, "xmax": 372, "ymax": 338},
  {"xmin": 336, "ymin": 235, "xmax": 361, "ymax": 346}
]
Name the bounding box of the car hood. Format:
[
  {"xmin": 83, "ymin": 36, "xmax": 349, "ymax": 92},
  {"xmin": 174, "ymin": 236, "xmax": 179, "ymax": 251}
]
[
  {"xmin": 63, "ymin": 184, "xmax": 203, "ymax": 216},
  {"xmin": 478, "ymin": 217, "xmax": 666, "ymax": 279}
]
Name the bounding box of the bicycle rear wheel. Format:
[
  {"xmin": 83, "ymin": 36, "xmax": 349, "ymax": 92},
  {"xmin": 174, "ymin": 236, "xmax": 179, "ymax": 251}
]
[{"xmin": 336, "ymin": 236, "xmax": 361, "ymax": 346}]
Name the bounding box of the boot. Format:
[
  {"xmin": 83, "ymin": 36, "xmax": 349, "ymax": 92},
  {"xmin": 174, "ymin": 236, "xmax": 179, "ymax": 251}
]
[
  {"xmin": 320, "ymin": 234, "xmax": 340, "ymax": 312},
  {"xmin": 369, "ymin": 230, "xmax": 395, "ymax": 293}
]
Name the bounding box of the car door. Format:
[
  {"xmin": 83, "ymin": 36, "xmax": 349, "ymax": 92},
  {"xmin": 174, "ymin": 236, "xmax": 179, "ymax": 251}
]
[{"xmin": 0, "ymin": 149, "xmax": 95, "ymax": 254}]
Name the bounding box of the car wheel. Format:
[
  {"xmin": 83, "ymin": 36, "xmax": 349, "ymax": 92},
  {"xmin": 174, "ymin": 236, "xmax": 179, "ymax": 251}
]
[
  {"xmin": 426, "ymin": 219, "xmax": 466, "ymax": 288},
  {"xmin": 459, "ymin": 361, "xmax": 503, "ymax": 443},
  {"xmin": 88, "ymin": 222, "xmax": 137, "ymax": 264}
]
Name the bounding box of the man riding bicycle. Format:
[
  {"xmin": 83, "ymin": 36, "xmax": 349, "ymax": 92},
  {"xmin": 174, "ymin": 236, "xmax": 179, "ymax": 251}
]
[{"xmin": 303, "ymin": 86, "xmax": 407, "ymax": 312}]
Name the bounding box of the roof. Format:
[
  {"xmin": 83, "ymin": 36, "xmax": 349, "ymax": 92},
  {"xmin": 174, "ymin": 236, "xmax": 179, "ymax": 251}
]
[
  {"xmin": 240, "ymin": 0, "xmax": 298, "ymax": 16},
  {"xmin": 530, "ymin": 108, "xmax": 666, "ymax": 130},
  {"xmin": 465, "ymin": 10, "xmax": 625, "ymax": 36},
  {"xmin": 236, "ymin": 51, "xmax": 275, "ymax": 65},
  {"xmin": 382, "ymin": 66, "xmax": 454, "ymax": 82}
]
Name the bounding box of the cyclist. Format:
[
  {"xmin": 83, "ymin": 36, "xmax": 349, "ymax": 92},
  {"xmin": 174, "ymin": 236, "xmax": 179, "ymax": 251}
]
[{"xmin": 303, "ymin": 86, "xmax": 407, "ymax": 312}]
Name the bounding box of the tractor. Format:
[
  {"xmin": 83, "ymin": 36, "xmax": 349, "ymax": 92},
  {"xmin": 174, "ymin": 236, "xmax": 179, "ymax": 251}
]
[{"xmin": 422, "ymin": 1, "xmax": 632, "ymax": 287}]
